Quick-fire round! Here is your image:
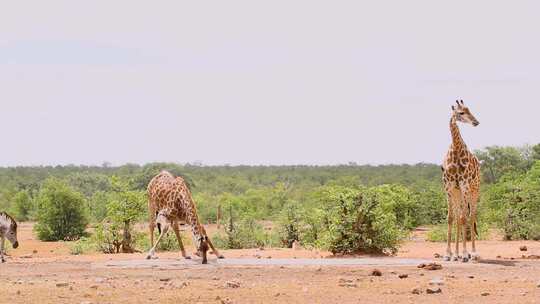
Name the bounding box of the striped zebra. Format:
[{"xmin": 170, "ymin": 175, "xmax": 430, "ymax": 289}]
[{"xmin": 0, "ymin": 212, "xmax": 19, "ymax": 263}]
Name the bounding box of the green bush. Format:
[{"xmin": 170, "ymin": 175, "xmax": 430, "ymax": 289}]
[
  {"xmin": 10, "ymin": 190, "xmax": 35, "ymax": 222},
  {"xmin": 313, "ymin": 186, "xmax": 405, "ymax": 255},
  {"xmin": 213, "ymin": 214, "xmax": 276, "ymax": 249},
  {"xmin": 276, "ymin": 201, "xmax": 304, "ymax": 248},
  {"xmin": 485, "ymin": 163, "xmax": 540, "ymax": 240},
  {"xmin": 34, "ymin": 179, "xmax": 88, "ymax": 241},
  {"xmin": 69, "ymin": 237, "xmax": 95, "ymax": 255},
  {"xmin": 411, "ymin": 183, "xmax": 447, "ymax": 225}
]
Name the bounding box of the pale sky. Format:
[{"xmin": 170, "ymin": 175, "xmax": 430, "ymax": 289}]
[{"xmin": 1, "ymin": 1, "xmax": 539, "ymax": 166}]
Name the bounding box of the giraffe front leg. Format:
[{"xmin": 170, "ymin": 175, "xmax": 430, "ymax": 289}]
[
  {"xmin": 461, "ymin": 217, "xmax": 469, "ymax": 263},
  {"xmin": 454, "ymin": 221, "xmax": 460, "ymax": 262},
  {"xmin": 172, "ymin": 222, "xmax": 190, "ymax": 260},
  {"xmin": 470, "ymin": 219, "xmax": 480, "ymax": 261},
  {"xmin": 146, "ymin": 224, "xmax": 168, "ymax": 260},
  {"xmin": 206, "ymin": 236, "xmax": 224, "ymax": 259},
  {"xmin": 444, "ymin": 213, "xmax": 453, "ymax": 261}
]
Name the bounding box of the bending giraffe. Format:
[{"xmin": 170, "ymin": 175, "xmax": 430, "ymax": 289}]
[
  {"xmin": 442, "ymin": 100, "xmax": 481, "ymax": 262},
  {"xmin": 146, "ymin": 171, "xmax": 224, "ymax": 264}
]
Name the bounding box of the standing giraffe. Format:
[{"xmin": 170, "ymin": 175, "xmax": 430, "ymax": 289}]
[
  {"xmin": 146, "ymin": 171, "xmax": 223, "ymax": 264},
  {"xmin": 442, "ymin": 100, "xmax": 481, "ymax": 262}
]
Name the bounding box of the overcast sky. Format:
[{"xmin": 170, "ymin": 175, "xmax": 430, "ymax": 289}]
[{"xmin": 1, "ymin": 1, "xmax": 539, "ymax": 166}]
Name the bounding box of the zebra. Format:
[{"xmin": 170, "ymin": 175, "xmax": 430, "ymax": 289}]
[{"xmin": 0, "ymin": 212, "xmax": 19, "ymax": 263}]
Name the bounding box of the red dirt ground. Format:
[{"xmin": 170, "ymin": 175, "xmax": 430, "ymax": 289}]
[{"xmin": 0, "ymin": 223, "xmax": 539, "ymax": 304}]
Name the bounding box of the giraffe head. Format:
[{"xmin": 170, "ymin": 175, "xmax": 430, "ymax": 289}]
[
  {"xmin": 155, "ymin": 209, "xmax": 172, "ymax": 235},
  {"xmin": 196, "ymin": 235, "xmax": 210, "ymax": 264},
  {"xmin": 452, "ymin": 100, "xmax": 480, "ymax": 127}
]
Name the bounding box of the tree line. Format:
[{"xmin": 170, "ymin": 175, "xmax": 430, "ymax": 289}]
[{"xmin": 0, "ymin": 143, "xmax": 538, "ymax": 254}]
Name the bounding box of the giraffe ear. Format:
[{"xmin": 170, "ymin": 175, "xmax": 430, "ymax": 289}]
[{"xmin": 451, "ymin": 105, "xmax": 455, "ymax": 111}]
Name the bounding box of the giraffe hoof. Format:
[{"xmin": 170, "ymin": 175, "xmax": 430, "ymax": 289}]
[
  {"xmin": 146, "ymin": 255, "xmax": 152, "ymax": 260},
  {"xmin": 443, "ymin": 256, "xmax": 451, "ymax": 262},
  {"xmin": 452, "ymin": 256, "xmax": 459, "ymax": 262},
  {"xmin": 184, "ymin": 256, "xmax": 191, "ymax": 260},
  {"xmin": 461, "ymin": 257, "xmax": 469, "ymax": 263},
  {"xmin": 218, "ymin": 255, "xmax": 225, "ymax": 259}
]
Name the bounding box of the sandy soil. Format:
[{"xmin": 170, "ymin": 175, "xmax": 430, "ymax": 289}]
[{"xmin": 0, "ymin": 223, "xmax": 539, "ymax": 304}]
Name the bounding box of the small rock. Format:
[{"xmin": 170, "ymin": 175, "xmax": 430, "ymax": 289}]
[
  {"xmin": 519, "ymin": 246, "xmax": 527, "ymax": 251},
  {"xmin": 225, "ymin": 281, "xmax": 240, "ymax": 289},
  {"xmin": 426, "ymin": 287, "xmax": 442, "ymax": 294},
  {"xmin": 429, "ymin": 278, "xmax": 444, "ymax": 286},
  {"xmin": 468, "ymin": 275, "xmax": 475, "ymax": 279},
  {"xmin": 411, "ymin": 287, "xmax": 422, "ymax": 295},
  {"xmin": 316, "ymin": 267, "xmax": 322, "ymax": 272},
  {"xmin": 481, "ymin": 292, "xmax": 490, "ymax": 296},
  {"xmin": 32, "ymin": 250, "xmax": 38, "ymax": 254},
  {"xmin": 90, "ymin": 285, "xmax": 98, "ymax": 289},
  {"xmin": 16, "ymin": 290, "xmax": 20, "ymax": 295},
  {"xmin": 433, "ymin": 253, "xmax": 441, "ymax": 258},
  {"xmin": 56, "ymin": 282, "xmax": 69, "ymax": 287},
  {"xmin": 398, "ymin": 274, "xmax": 408, "ymax": 279},
  {"xmin": 339, "ymin": 283, "xmax": 357, "ymax": 288},
  {"xmin": 419, "ymin": 262, "xmax": 443, "ymax": 270},
  {"xmin": 159, "ymin": 278, "xmax": 171, "ymax": 282},
  {"xmin": 371, "ymin": 269, "xmax": 382, "ymax": 276},
  {"xmin": 212, "ymin": 277, "xmax": 220, "ymax": 281},
  {"xmin": 536, "ymin": 281, "xmax": 540, "ymax": 288},
  {"xmin": 274, "ymin": 293, "xmax": 281, "ymax": 297}
]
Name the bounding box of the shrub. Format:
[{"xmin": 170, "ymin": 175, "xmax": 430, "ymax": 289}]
[
  {"xmin": 276, "ymin": 201, "xmax": 304, "ymax": 248},
  {"xmin": 484, "ymin": 162, "xmax": 540, "ymax": 240},
  {"xmin": 34, "ymin": 179, "xmax": 88, "ymax": 241},
  {"xmin": 411, "ymin": 183, "xmax": 447, "ymax": 225},
  {"xmin": 10, "ymin": 190, "xmax": 34, "ymax": 222},
  {"xmin": 213, "ymin": 208, "xmax": 275, "ymax": 249},
  {"xmin": 69, "ymin": 237, "xmax": 95, "ymax": 255},
  {"xmin": 312, "ymin": 186, "xmax": 405, "ymax": 255}
]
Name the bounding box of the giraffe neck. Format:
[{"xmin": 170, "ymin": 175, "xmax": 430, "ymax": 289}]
[
  {"xmin": 184, "ymin": 195, "xmax": 205, "ymax": 241},
  {"xmin": 450, "ymin": 115, "xmax": 467, "ymax": 152}
]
